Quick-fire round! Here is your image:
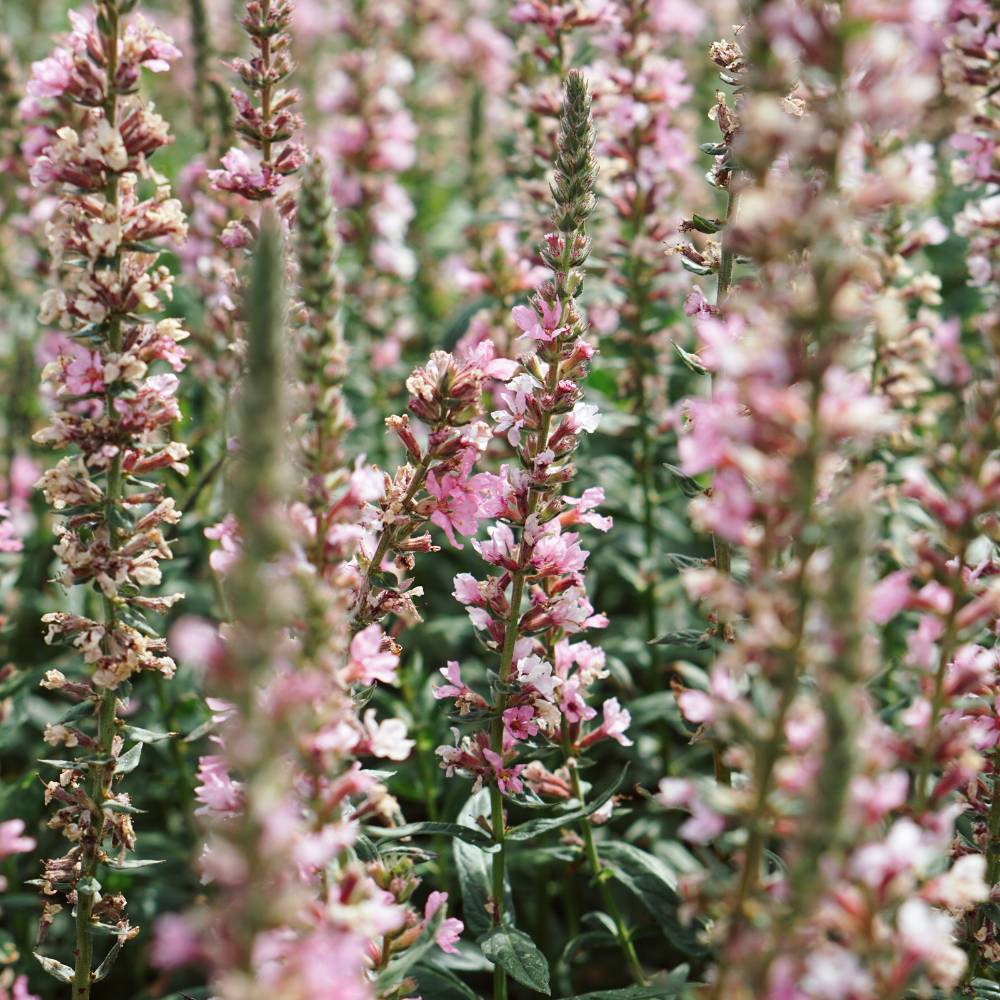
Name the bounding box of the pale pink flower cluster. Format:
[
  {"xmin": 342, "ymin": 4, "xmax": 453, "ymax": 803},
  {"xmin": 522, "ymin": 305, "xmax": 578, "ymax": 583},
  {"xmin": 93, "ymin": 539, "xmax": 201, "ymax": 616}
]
[
  {"xmin": 665, "ymin": 3, "xmax": 997, "ymax": 996},
  {"xmin": 25, "ymin": 3, "xmax": 190, "ymax": 981}
]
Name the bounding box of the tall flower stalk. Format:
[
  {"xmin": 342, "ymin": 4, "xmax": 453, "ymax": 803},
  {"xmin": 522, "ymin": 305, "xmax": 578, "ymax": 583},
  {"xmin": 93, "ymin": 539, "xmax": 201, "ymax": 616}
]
[
  {"xmin": 665, "ymin": 2, "xmax": 994, "ymax": 996},
  {"xmin": 433, "ymin": 70, "xmax": 643, "ymax": 995},
  {"xmin": 27, "ymin": 4, "xmax": 188, "ymax": 995}
]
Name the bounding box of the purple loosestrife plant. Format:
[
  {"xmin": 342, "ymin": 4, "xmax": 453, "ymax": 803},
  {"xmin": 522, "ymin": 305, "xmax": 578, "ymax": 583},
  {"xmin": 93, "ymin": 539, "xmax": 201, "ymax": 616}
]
[
  {"xmin": 173, "ymin": 208, "xmax": 461, "ymax": 1000},
  {"xmin": 587, "ymin": 0, "xmax": 702, "ymax": 653},
  {"xmin": 665, "ymin": 1, "xmax": 998, "ymax": 995},
  {"xmin": 432, "ymin": 70, "xmax": 644, "ymax": 994},
  {"xmin": 26, "ymin": 3, "xmax": 189, "ymax": 995}
]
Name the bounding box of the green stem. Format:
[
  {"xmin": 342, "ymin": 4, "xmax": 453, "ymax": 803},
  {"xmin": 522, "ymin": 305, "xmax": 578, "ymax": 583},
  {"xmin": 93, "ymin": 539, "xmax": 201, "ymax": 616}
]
[
  {"xmin": 562, "ymin": 727, "xmax": 645, "ymax": 984},
  {"xmin": 486, "ymin": 352, "xmax": 563, "ymax": 1000},
  {"xmin": 709, "ymin": 186, "xmax": 740, "ymax": 587},
  {"xmin": 912, "ymin": 574, "xmax": 962, "ymax": 812},
  {"xmin": 351, "ymin": 451, "xmax": 434, "ymax": 631},
  {"xmin": 74, "ymin": 10, "xmax": 122, "ymax": 995}
]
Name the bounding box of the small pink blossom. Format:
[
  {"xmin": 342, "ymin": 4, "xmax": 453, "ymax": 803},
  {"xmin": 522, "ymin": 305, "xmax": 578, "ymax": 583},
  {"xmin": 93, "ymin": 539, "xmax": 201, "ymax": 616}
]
[
  {"xmin": 0, "ymin": 819, "xmax": 36, "ymax": 858},
  {"xmin": 424, "ymin": 891, "xmax": 464, "ymax": 954},
  {"xmin": 483, "ymin": 747, "xmax": 525, "ymax": 795},
  {"xmin": 346, "ymin": 624, "xmax": 399, "ymax": 685},
  {"xmin": 503, "ymin": 705, "xmax": 540, "ymax": 741},
  {"xmin": 512, "ymin": 299, "xmax": 564, "ymax": 343},
  {"xmin": 869, "ymin": 570, "xmax": 912, "ymax": 624},
  {"xmin": 194, "ymin": 755, "xmax": 244, "ymax": 819}
]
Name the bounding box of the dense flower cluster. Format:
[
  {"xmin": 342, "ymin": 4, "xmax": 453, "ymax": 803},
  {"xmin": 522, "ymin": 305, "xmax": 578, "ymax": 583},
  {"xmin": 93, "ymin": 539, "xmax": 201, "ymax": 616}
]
[
  {"xmin": 352, "ymin": 346, "xmax": 515, "ymax": 629},
  {"xmin": 26, "ymin": 2, "xmax": 189, "ymax": 993},
  {"xmin": 209, "ymin": 0, "xmax": 305, "ymax": 207}
]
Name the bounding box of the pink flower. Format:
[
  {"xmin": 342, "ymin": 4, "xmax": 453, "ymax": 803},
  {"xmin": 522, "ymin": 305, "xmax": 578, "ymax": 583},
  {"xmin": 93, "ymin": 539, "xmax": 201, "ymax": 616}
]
[
  {"xmin": 424, "ymin": 891, "xmax": 464, "ymax": 954},
  {"xmin": 361, "ymin": 710, "xmax": 414, "ymax": 761},
  {"xmin": 452, "ymin": 573, "xmax": 481, "ymax": 605},
  {"xmin": 169, "ymin": 615, "xmax": 222, "ymax": 673},
  {"xmin": 677, "ymin": 688, "xmax": 714, "ymax": 725},
  {"xmin": 65, "ymin": 350, "xmax": 106, "ymax": 395},
  {"xmin": 194, "ymin": 755, "xmax": 244, "ymax": 819},
  {"xmin": 599, "ymin": 697, "xmax": 633, "ymax": 746},
  {"xmin": 463, "ymin": 339, "xmax": 519, "ymax": 381},
  {"xmin": 562, "ymin": 487, "xmax": 613, "ymax": 531},
  {"xmin": 512, "ymin": 299, "xmax": 564, "ymax": 343},
  {"xmin": 0, "ymin": 819, "xmax": 36, "ymax": 858},
  {"xmin": 657, "ymin": 778, "xmax": 724, "ymax": 843},
  {"xmin": 205, "ymin": 514, "xmax": 241, "ymax": 574},
  {"xmin": 0, "ymin": 976, "xmax": 40, "ymax": 1000},
  {"xmin": 503, "ymin": 705, "xmax": 539, "ymax": 741},
  {"xmin": 868, "ymin": 570, "xmax": 912, "ymax": 624},
  {"xmin": 426, "ymin": 470, "xmax": 487, "ymax": 549},
  {"xmin": 347, "ymin": 624, "xmax": 399, "ymax": 685},
  {"xmin": 433, "ymin": 661, "xmax": 463, "ymax": 700},
  {"xmin": 483, "ymin": 747, "xmax": 525, "ymax": 795},
  {"xmin": 896, "ymin": 898, "xmax": 967, "ymax": 987},
  {"xmin": 151, "ymin": 913, "xmax": 203, "ymax": 969},
  {"xmin": 0, "ymin": 504, "xmax": 22, "ymax": 554},
  {"xmin": 28, "ymin": 48, "xmax": 74, "ymax": 99}
]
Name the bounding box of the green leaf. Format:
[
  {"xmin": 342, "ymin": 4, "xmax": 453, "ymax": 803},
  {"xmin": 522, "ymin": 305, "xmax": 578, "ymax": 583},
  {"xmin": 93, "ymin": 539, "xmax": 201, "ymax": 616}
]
[
  {"xmin": 368, "ymin": 821, "xmax": 499, "ymax": 852},
  {"xmin": 0, "ymin": 930, "xmax": 17, "ymax": 964},
  {"xmin": 598, "ymin": 841, "xmax": 677, "ymax": 913},
  {"xmin": 597, "ymin": 843, "xmax": 702, "ymax": 951},
  {"xmin": 34, "ymin": 953, "xmax": 75, "ymax": 983},
  {"xmin": 649, "ymin": 628, "xmax": 713, "ymax": 650},
  {"xmin": 374, "ymin": 904, "xmax": 444, "ymax": 992},
  {"xmin": 689, "ymin": 214, "xmax": 722, "ymax": 234},
  {"xmin": 455, "ymin": 790, "xmax": 500, "ymax": 939},
  {"xmin": 103, "ymin": 800, "xmax": 146, "ymax": 815},
  {"xmin": 679, "ymin": 258, "xmax": 712, "ymax": 277},
  {"xmin": 114, "ymin": 741, "xmax": 143, "ymax": 775},
  {"xmin": 662, "ymin": 463, "xmax": 706, "ymax": 499},
  {"xmin": 77, "ymin": 876, "xmax": 101, "ymax": 897},
  {"xmin": 123, "ymin": 725, "xmax": 175, "ymax": 744},
  {"xmin": 93, "ymin": 938, "xmax": 123, "ymax": 982},
  {"xmin": 479, "ymin": 925, "xmax": 551, "ymax": 995},
  {"xmin": 672, "ymin": 341, "xmax": 708, "ymax": 374},
  {"xmin": 506, "ymin": 766, "xmax": 628, "ymax": 842},
  {"xmin": 56, "ymin": 700, "xmax": 96, "ymax": 725},
  {"xmin": 86, "ymin": 922, "xmax": 126, "ymax": 937},
  {"xmin": 105, "ymin": 857, "xmax": 164, "ymax": 870},
  {"xmin": 412, "ymin": 964, "xmax": 480, "ymax": 1000},
  {"xmin": 561, "ymin": 966, "xmax": 689, "ymax": 1000}
]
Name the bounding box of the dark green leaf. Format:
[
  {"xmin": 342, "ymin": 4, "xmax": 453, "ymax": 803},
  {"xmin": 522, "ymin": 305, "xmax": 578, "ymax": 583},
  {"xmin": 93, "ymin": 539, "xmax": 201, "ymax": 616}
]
[
  {"xmin": 598, "ymin": 841, "xmax": 676, "ymax": 910},
  {"xmin": 479, "ymin": 925, "xmax": 551, "ymax": 995},
  {"xmin": 105, "ymin": 857, "xmax": 164, "ymax": 870},
  {"xmin": 507, "ymin": 766, "xmax": 628, "ymax": 842},
  {"xmin": 561, "ymin": 966, "xmax": 689, "ymax": 1000},
  {"xmin": 672, "ymin": 342, "xmax": 708, "ymax": 374},
  {"xmin": 412, "ymin": 964, "xmax": 479, "ymax": 1000},
  {"xmin": 368, "ymin": 821, "xmax": 499, "ymax": 852},
  {"xmin": 455, "ymin": 790, "xmax": 499, "ymax": 939},
  {"xmin": 649, "ymin": 628, "xmax": 713, "ymax": 650},
  {"xmin": 93, "ymin": 938, "xmax": 123, "ymax": 982}
]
